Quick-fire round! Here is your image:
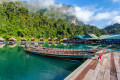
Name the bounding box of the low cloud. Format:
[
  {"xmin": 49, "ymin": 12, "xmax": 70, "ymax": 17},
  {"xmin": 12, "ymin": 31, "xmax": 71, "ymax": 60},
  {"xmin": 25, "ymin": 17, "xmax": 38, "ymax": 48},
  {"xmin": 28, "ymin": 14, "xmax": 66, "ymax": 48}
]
[
  {"xmin": 28, "ymin": 0, "xmax": 55, "ymax": 9},
  {"xmin": 107, "ymin": 16, "xmax": 120, "ymax": 25},
  {"xmin": 66, "ymin": 6, "xmax": 120, "ymax": 25},
  {"xmin": 67, "ymin": 6, "xmax": 94, "ymax": 23}
]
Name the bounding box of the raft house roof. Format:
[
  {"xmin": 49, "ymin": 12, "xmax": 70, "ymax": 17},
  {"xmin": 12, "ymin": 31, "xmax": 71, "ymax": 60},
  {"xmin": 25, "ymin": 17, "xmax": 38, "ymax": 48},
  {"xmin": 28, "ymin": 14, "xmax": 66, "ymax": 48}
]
[
  {"xmin": 31, "ymin": 37, "xmax": 35, "ymax": 39},
  {"xmin": 40, "ymin": 38, "xmax": 44, "ymax": 41},
  {"xmin": 8, "ymin": 37, "xmax": 17, "ymax": 41},
  {"xmin": 98, "ymin": 34, "xmax": 120, "ymax": 39},
  {"xmin": 72, "ymin": 35, "xmax": 84, "ymax": 39},
  {"xmin": 21, "ymin": 37, "xmax": 26, "ymax": 40},
  {"xmin": 0, "ymin": 37, "xmax": 4, "ymax": 41},
  {"xmin": 48, "ymin": 38, "xmax": 52, "ymax": 39},
  {"xmin": 40, "ymin": 38, "xmax": 44, "ymax": 39},
  {"xmin": 83, "ymin": 34, "xmax": 98, "ymax": 39},
  {"xmin": 54, "ymin": 38, "xmax": 58, "ymax": 40}
]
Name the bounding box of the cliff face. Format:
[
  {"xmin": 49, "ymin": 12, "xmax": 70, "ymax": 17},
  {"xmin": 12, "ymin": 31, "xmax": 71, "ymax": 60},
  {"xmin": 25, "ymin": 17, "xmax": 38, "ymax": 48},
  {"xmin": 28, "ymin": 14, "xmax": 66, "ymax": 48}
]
[{"xmin": 22, "ymin": 1, "xmax": 84, "ymax": 25}]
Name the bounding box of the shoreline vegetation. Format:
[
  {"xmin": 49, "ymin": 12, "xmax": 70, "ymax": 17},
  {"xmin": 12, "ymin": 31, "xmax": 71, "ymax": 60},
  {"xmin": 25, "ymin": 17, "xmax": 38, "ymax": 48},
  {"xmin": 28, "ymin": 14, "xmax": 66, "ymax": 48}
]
[{"xmin": 0, "ymin": 1, "xmax": 108, "ymax": 41}]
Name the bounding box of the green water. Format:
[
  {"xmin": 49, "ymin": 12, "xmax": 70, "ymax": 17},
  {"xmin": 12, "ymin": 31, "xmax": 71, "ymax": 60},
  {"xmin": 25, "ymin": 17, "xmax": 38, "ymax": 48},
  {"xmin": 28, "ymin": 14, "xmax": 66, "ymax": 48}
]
[
  {"xmin": 42, "ymin": 43, "xmax": 107, "ymax": 49},
  {"xmin": 0, "ymin": 43, "xmax": 85, "ymax": 80}
]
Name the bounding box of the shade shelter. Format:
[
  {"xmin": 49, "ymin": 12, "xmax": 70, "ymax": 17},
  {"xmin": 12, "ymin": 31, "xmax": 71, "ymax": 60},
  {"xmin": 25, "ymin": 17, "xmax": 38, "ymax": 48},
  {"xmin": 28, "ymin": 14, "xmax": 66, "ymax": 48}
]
[
  {"xmin": 40, "ymin": 38, "xmax": 44, "ymax": 41},
  {"xmin": 54, "ymin": 38, "xmax": 58, "ymax": 41},
  {"xmin": 30, "ymin": 38, "xmax": 35, "ymax": 42},
  {"xmin": 20, "ymin": 37, "xmax": 27, "ymax": 42},
  {"xmin": 0, "ymin": 37, "xmax": 5, "ymax": 42},
  {"xmin": 83, "ymin": 34, "xmax": 98, "ymax": 44},
  {"xmin": 54, "ymin": 38, "xmax": 59, "ymax": 44},
  {"xmin": 8, "ymin": 37, "xmax": 17, "ymax": 43},
  {"xmin": 98, "ymin": 34, "xmax": 120, "ymax": 44},
  {"xmin": 48, "ymin": 38, "xmax": 52, "ymax": 44},
  {"xmin": 40, "ymin": 38, "xmax": 44, "ymax": 44},
  {"xmin": 48, "ymin": 38, "xmax": 52, "ymax": 41}
]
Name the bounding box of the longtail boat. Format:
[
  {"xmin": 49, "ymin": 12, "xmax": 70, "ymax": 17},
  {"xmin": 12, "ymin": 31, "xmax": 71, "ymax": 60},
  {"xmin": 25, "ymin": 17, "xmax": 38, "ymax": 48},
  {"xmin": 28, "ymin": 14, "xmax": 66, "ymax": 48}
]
[{"xmin": 24, "ymin": 45, "xmax": 111, "ymax": 60}]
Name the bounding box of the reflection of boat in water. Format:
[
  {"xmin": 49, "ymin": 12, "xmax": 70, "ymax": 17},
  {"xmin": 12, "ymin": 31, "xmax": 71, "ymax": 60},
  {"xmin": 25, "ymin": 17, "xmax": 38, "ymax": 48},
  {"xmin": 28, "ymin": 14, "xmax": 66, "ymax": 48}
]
[
  {"xmin": 8, "ymin": 43, "xmax": 17, "ymax": 48},
  {"xmin": 0, "ymin": 43, "xmax": 5, "ymax": 48},
  {"xmin": 25, "ymin": 52, "xmax": 85, "ymax": 71}
]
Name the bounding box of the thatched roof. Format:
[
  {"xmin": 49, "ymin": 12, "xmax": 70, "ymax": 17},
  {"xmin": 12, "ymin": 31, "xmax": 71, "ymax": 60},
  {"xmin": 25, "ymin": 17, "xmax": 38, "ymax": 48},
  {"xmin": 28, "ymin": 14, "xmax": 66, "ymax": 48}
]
[
  {"xmin": 31, "ymin": 37, "xmax": 35, "ymax": 39},
  {"xmin": 21, "ymin": 37, "xmax": 26, "ymax": 40},
  {"xmin": 48, "ymin": 38, "xmax": 51, "ymax": 39},
  {"xmin": 8, "ymin": 37, "xmax": 16, "ymax": 41},
  {"xmin": 40, "ymin": 38, "xmax": 44, "ymax": 40},
  {"xmin": 62, "ymin": 38, "xmax": 68, "ymax": 40},
  {"xmin": 48, "ymin": 38, "xmax": 52, "ymax": 41},
  {"xmin": 54, "ymin": 38, "xmax": 58, "ymax": 40},
  {"xmin": 40, "ymin": 38, "xmax": 44, "ymax": 41},
  {"xmin": 0, "ymin": 37, "xmax": 4, "ymax": 41},
  {"xmin": 30, "ymin": 38, "xmax": 35, "ymax": 41}
]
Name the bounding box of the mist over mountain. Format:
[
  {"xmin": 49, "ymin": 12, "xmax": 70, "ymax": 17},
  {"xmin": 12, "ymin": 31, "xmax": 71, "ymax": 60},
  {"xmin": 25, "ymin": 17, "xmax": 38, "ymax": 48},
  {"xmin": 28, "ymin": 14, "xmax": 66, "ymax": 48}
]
[{"xmin": 22, "ymin": 1, "xmax": 84, "ymax": 25}]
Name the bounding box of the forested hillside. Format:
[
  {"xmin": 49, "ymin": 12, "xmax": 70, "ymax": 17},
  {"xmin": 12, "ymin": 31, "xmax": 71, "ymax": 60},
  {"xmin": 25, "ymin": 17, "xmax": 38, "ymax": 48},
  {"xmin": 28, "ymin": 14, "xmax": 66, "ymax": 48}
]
[
  {"xmin": 0, "ymin": 1, "xmax": 107, "ymax": 41},
  {"xmin": 104, "ymin": 23, "xmax": 120, "ymax": 34}
]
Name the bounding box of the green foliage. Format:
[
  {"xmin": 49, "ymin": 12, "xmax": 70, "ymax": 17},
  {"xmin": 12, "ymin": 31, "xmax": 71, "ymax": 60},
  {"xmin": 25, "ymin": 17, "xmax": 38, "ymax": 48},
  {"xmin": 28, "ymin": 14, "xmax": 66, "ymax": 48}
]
[
  {"xmin": 104, "ymin": 23, "xmax": 120, "ymax": 34},
  {"xmin": 0, "ymin": 1, "xmax": 108, "ymax": 41}
]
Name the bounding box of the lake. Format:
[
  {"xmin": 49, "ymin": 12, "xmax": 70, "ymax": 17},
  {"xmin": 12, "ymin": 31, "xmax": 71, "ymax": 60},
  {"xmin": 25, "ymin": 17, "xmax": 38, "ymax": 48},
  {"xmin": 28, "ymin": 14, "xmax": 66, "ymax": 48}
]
[{"xmin": 0, "ymin": 43, "xmax": 86, "ymax": 80}]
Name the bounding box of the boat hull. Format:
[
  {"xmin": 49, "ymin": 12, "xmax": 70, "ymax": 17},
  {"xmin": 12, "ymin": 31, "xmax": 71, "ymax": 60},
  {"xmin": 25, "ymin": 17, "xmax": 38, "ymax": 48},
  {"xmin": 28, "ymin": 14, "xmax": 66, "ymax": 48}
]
[{"xmin": 25, "ymin": 50, "xmax": 95, "ymax": 60}]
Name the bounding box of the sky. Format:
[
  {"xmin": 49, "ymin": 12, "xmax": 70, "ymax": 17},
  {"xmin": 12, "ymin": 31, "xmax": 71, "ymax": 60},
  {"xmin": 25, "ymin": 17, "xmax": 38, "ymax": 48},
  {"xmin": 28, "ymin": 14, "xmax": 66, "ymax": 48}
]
[
  {"xmin": 55, "ymin": 0, "xmax": 120, "ymax": 28},
  {"xmin": 20, "ymin": 0, "xmax": 120, "ymax": 29}
]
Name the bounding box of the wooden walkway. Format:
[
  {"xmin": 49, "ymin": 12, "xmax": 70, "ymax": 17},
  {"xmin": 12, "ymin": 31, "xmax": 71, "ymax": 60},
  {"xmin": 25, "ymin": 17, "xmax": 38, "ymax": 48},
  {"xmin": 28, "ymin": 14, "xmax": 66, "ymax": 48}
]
[{"xmin": 64, "ymin": 50, "xmax": 120, "ymax": 80}]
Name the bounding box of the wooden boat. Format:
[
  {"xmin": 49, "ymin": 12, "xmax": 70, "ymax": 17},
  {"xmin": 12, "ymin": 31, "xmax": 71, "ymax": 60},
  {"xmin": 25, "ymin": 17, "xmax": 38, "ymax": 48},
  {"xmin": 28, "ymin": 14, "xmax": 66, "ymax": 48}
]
[
  {"xmin": 24, "ymin": 45, "xmax": 111, "ymax": 60},
  {"xmin": 25, "ymin": 48, "xmax": 98, "ymax": 60}
]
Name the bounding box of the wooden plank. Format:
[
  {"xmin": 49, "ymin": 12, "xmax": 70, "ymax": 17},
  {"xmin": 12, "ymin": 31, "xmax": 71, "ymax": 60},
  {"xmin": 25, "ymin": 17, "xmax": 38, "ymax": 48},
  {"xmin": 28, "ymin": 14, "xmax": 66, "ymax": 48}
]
[
  {"xmin": 96, "ymin": 66, "xmax": 105, "ymax": 80},
  {"xmin": 106, "ymin": 53, "xmax": 111, "ymax": 70},
  {"xmin": 91, "ymin": 53, "xmax": 106, "ymax": 80},
  {"xmin": 75, "ymin": 60, "xmax": 95, "ymax": 80},
  {"xmin": 110, "ymin": 52, "xmax": 117, "ymax": 80},
  {"xmin": 64, "ymin": 50, "xmax": 106, "ymax": 80},
  {"xmin": 96, "ymin": 56, "xmax": 107, "ymax": 80},
  {"xmin": 90, "ymin": 63, "xmax": 100, "ymax": 80},
  {"xmin": 114, "ymin": 52, "xmax": 120, "ymax": 80},
  {"xmin": 103, "ymin": 70, "xmax": 110, "ymax": 80},
  {"xmin": 83, "ymin": 69, "xmax": 94, "ymax": 80},
  {"xmin": 114, "ymin": 57, "xmax": 120, "ymax": 73},
  {"xmin": 64, "ymin": 59, "xmax": 92, "ymax": 80},
  {"xmin": 117, "ymin": 72, "xmax": 120, "ymax": 80}
]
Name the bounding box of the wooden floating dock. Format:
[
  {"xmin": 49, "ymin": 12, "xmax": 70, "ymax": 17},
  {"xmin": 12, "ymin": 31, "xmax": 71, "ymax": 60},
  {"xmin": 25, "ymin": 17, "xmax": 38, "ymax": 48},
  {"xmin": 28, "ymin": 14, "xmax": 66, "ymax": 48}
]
[{"xmin": 64, "ymin": 50, "xmax": 120, "ymax": 80}]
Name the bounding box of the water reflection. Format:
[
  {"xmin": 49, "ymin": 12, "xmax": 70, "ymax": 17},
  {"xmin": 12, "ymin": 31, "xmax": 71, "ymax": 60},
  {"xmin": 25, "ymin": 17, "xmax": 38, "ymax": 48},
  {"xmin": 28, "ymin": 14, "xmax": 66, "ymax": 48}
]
[
  {"xmin": 8, "ymin": 43, "xmax": 17, "ymax": 48},
  {"xmin": 0, "ymin": 43, "xmax": 5, "ymax": 48},
  {"xmin": 26, "ymin": 52, "xmax": 84, "ymax": 71},
  {"xmin": 0, "ymin": 44, "xmax": 83, "ymax": 80}
]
